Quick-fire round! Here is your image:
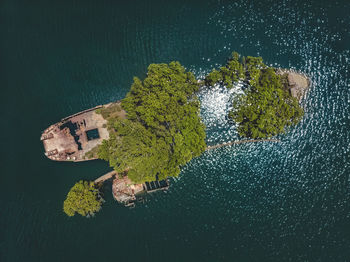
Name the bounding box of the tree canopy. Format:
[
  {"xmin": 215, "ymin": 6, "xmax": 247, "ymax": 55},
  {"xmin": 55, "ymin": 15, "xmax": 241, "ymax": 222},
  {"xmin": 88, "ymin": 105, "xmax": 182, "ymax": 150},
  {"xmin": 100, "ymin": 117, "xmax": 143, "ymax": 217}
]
[
  {"xmin": 206, "ymin": 52, "xmax": 304, "ymax": 138},
  {"xmin": 205, "ymin": 52, "xmax": 244, "ymax": 88},
  {"xmin": 97, "ymin": 55, "xmax": 304, "ymax": 184},
  {"xmin": 98, "ymin": 62, "xmax": 206, "ymax": 183},
  {"xmin": 63, "ymin": 180, "xmax": 103, "ymax": 217},
  {"xmin": 229, "ymin": 67, "xmax": 303, "ymax": 138}
]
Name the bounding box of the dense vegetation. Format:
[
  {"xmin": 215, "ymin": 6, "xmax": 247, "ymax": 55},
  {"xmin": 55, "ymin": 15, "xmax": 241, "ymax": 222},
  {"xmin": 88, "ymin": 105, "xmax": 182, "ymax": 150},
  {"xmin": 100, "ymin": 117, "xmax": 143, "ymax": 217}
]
[
  {"xmin": 230, "ymin": 67, "xmax": 303, "ymax": 138},
  {"xmin": 206, "ymin": 52, "xmax": 304, "ymax": 138},
  {"xmin": 98, "ymin": 62, "xmax": 206, "ymax": 183},
  {"xmin": 63, "ymin": 180, "xmax": 103, "ymax": 217},
  {"xmin": 205, "ymin": 52, "xmax": 244, "ymax": 88}
]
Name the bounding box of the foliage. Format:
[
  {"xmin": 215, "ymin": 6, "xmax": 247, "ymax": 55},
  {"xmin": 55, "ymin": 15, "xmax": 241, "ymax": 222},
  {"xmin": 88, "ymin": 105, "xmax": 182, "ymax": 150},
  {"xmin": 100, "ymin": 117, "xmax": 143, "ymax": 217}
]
[
  {"xmin": 97, "ymin": 54, "xmax": 304, "ymax": 182},
  {"xmin": 63, "ymin": 180, "xmax": 103, "ymax": 217},
  {"xmin": 98, "ymin": 62, "xmax": 206, "ymax": 183},
  {"xmin": 245, "ymin": 56, "xmax": 266, "ymax": 87},
  {"xmin": 96, "ymin": 103, "xmax": 125, "ymax": 122},
  {"xmin": 205, "ymin": 52, "xmax": 244, "ymax": 88},
  {"xmin": 205, "ymin": 69, "xmax": 223, "ymax": 87},
  {"xmin": 206, "ymin": 52, "xmax": 304, "ymax": 138},
  {"xmin": 229, "ymin": 68, "xmax": 304, "ymax": 138},
  {"xmin": 84, "ymin": 145, "xmax": 99, "ymax": 159}
]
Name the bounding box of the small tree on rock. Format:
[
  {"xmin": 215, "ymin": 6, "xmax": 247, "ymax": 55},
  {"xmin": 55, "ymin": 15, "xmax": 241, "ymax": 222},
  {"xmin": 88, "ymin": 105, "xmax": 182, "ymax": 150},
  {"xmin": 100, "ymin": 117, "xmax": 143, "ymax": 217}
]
[{"xmin": 63, "ymin": 180, "xmax": 103, "ymax": 217}]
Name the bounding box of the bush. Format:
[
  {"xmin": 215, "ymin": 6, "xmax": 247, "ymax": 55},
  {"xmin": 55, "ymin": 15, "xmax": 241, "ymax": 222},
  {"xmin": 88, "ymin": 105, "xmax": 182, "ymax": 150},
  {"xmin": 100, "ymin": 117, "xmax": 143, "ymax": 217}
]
[{"xmin": 63, "ymin": 180, "xmax": 103, "ymax": 217}]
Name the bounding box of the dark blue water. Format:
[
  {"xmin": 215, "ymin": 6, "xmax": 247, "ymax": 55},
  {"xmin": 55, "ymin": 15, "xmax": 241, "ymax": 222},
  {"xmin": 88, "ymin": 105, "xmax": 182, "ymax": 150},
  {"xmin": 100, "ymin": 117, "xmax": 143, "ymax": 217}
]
[{"xmin": 1, "ymin": 0, "xmax": 350, "ymax": 261}]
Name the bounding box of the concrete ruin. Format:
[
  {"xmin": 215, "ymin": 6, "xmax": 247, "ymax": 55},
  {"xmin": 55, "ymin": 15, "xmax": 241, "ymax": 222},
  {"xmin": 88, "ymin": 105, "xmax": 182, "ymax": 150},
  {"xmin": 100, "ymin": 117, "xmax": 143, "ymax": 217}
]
[{"xmin": 112, "ymin": 175, "xmax": 170, "ymax": 207}]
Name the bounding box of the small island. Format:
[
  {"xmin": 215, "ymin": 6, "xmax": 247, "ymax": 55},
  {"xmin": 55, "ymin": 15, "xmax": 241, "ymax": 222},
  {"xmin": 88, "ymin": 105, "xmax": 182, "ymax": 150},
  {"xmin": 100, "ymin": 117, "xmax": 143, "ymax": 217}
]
[{"xmin": 41, "ymin": 52, "xmax": 310, "ymax": 217}]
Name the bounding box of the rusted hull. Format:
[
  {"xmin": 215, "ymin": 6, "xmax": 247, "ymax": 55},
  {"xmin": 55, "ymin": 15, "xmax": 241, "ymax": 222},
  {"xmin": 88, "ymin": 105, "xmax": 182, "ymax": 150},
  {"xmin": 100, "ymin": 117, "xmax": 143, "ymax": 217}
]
[{"xmin": 41, "ymin": 104, "xmax": 110, "ymax": 162}]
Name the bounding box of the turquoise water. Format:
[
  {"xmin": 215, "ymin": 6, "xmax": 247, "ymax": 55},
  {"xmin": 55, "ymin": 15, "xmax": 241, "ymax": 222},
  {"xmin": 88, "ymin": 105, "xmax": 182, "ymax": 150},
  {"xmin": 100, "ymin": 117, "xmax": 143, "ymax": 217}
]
[{"xmin": 1, "ymin": 0, "xmax": 350, "ymax": 261}]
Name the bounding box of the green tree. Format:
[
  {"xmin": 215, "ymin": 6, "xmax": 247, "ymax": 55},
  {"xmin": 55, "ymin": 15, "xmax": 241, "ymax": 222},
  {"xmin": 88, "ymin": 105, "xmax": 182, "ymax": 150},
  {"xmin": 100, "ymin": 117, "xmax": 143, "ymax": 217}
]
[
  {"xmin": 244, "ymin": 56, "xmax": 266, "ymax": 87},
  {"xmin": 205, "ymin": 69, "xmax": 223, "ymax": 87},
  {"xmin": 98, "ymin": 62, "xmax": 206, "ymax": 183},
  {"xmin": 229, "ymin": 68, "xmax": 303, "ymax": 138},
  {"xmin": 205, "ymin": 52, "xmax": 244, "ymax": 88},
  {"xmin": 63, "ymin": 180, "xmax": 103, "ymax": 217},
  {"xmin": 98, "ymin": 119, "xmax": 170, "ymax": 183},
  {"xmin": 205, "ymin": 52, "xmax": 304, "ymax": 138}
]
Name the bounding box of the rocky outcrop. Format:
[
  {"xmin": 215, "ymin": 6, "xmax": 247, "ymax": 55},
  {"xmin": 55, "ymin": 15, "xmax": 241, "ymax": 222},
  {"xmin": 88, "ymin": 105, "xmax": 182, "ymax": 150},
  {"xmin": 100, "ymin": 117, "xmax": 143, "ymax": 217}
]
[{"xmin": 277, "ymin": 69, "xmax": 311, "ymax": 101}]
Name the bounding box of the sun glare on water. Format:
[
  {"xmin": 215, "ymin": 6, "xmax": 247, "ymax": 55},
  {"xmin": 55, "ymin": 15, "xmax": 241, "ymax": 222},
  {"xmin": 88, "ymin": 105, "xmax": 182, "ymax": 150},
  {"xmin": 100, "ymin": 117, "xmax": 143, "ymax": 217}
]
[{"xmin": 197, "ymin": 82, "xmax": 243, "ymax": 145}]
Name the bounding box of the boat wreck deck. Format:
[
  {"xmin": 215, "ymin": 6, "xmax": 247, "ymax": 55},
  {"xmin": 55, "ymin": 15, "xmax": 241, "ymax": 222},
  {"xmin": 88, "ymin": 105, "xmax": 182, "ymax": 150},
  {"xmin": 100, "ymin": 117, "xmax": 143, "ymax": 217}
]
[{"xmin": 41, "ymin": 102, "xmax": 121, "ymax": 162}]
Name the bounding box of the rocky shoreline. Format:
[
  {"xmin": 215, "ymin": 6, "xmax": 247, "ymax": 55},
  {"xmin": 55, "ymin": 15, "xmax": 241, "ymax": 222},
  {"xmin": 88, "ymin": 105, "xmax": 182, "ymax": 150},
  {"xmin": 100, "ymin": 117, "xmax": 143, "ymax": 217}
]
[{"xmin": 277, "ymin": 69, "xmax": 311, "ymax": 101}]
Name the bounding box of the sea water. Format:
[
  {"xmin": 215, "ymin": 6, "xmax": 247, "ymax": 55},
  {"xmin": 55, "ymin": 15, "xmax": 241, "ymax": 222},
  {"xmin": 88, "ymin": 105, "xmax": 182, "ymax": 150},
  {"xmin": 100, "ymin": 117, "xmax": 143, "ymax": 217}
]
[{"xmin": 1, "ymin": 0, "xmax": 349, "ymax": 261}]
